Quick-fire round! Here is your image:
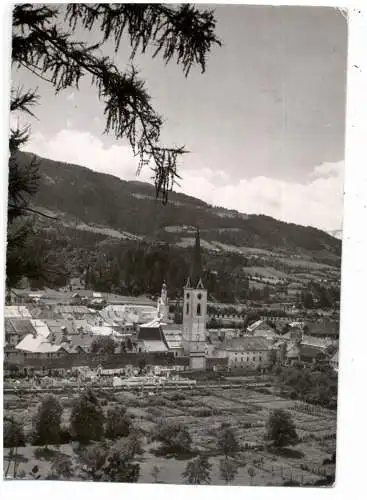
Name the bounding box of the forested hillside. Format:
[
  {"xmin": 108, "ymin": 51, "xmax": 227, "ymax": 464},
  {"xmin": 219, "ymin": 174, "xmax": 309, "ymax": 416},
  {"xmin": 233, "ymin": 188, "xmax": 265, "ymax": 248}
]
[{"xmin": 7, "ymin": 151, "xmax": 342, "ymax": 303}]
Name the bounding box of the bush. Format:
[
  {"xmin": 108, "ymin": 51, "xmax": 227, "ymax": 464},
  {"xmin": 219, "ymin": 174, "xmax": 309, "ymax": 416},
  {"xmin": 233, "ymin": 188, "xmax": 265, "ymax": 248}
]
[
  {"xmin": 155, "ymin": 421, "xmax": 192, "ymax": 454},
  {"xmin": 264, "ymin": 409, "xmax": 298, "ymax": 449},
  {"xmin": 34, "ymin": 446, "xmax": 58, "ymax": 461},
  {"xmin": 4, "ymin": 418, "xmax": 25, "ymax": 448},
  {"xmin": 167, "ymin": 392, "xmax": 186, "ymax": 402},
  {"xmin": 105, "ymin": 406, "xmax": 130, "ymax": 439},
  {"xmin": 191, "ymin": 408, "xmax": 212, "ymax": 417}
]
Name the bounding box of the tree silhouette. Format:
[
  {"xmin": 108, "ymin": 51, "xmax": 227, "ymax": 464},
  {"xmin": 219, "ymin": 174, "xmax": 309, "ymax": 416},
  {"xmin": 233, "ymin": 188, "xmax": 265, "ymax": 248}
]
[
  {"xmin": 265, "ymin": 409, "xmax": 298, "ymax": 449},
  {"xmin": 11, "ymin": 3, "xmax": 221, "ymax": 203},
  {"xmin": 219, "ymin": 457, "xmax": 238, "ymax": 484},
  {"xmin": 247, "ymin": 466, "xmax": 256, "ymax": 484},
  {"xmin": 217, "ymin": 425, "xmax": 240, "ymax": 458},
  {"xmin": 32, "ymin": 395, "xmax": 63, "ymax": 446},
  {"xmin": 70, "ymin": 391, "xmax": 104, "ymax": 444},
  {"xmin": 182, "ymin": 454, "xmax": 212, "ymax": 485},
  {"xmin": 151, "ymin": 465, "xmax": 162, "ymax": 483},
  {"xmin": 105, "ymin": 405, "xmax": 130, "ymax": 439}
]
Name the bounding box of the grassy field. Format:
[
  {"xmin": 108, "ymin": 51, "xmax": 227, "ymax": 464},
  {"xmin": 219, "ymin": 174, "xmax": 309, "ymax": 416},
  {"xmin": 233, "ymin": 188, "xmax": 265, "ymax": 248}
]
[{"xmin": 3, "ymin": 384, "xmax": 336, "ymax": 485}]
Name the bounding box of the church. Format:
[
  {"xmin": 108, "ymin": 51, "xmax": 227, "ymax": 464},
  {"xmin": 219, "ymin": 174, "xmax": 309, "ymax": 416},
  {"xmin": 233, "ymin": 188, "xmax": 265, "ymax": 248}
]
[
  {"xmin": 182, "ymin": 228, "xmax": 207, "ymax": 370},
  {"xmin": 138, "ymin": 228, "xmax": 208, "ymax": 370}
]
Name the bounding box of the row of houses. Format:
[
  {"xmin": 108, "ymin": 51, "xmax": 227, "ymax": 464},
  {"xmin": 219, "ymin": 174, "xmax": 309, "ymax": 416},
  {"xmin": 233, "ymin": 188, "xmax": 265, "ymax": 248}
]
[{"xmin": 3, "ymin": 304, "xmax": 338, "ymax": 374}]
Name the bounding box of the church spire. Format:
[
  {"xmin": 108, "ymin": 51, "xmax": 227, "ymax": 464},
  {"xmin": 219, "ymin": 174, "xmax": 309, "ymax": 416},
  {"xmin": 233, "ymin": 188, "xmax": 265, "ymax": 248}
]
[{"xmin": 190, "ymin": 227, "xmax": 203, "ymax": 288}]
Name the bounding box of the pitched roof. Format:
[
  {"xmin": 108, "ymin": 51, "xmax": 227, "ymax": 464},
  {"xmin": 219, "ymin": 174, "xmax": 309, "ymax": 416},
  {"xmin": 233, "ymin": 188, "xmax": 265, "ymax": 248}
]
[
  {"xmin": 29, "ymin": 319, "xmax": 50, "ymax": 338},
  {"xmin": 305, "ymin": 321, "xmax": 340, "ymax": 337},
  {"xmin": 16, "ymin": 334, "xmax": 62, "ymax": 353},
  {"xmin": 299, "ymin": 344, "xmax": 324, "ymax": 359},
  {"xmin": 301, "ymin": 335, "xmax": 329, "ymax": 348},
  {"xmin": 5, "ymin": 318, "xmax": 36, "ymax": 337},
  {"xmin": 222, "ymin": 336, "xmax": 271, "ymax": 352},
  {"xmin": 137, "ymin": 323, "xmax": 170, "ymax": 350},
  {"xmin": 247, "ymin": 319, "xmax": 275, "ymax": 333}
]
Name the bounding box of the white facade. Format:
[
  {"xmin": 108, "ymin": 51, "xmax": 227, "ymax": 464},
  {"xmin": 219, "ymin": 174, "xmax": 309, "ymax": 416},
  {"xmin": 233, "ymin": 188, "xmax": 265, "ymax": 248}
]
[
  {"xmin": 182, "ymin": 281, "xmax": 207, "ymax": 355},
  {"xmin": 157, "ymin": 282, "xmax": 169, "ymax": 322},
  {"xmin": 217, "ymin": 348, "xmax": 271, "ymax": 370}
]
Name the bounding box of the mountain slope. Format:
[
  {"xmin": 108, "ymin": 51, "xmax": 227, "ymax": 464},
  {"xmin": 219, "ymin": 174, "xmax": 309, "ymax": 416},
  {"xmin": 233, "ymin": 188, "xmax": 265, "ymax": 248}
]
[{"xmin": 15, "ymin": 150, "xmax": 341, "ymax": 263}]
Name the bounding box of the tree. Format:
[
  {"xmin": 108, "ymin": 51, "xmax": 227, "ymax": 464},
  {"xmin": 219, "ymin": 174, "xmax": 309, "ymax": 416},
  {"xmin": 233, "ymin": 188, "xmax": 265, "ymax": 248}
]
[
  {"xmin": 48, "ymin": 454, "xmax": 74, "ymax": 480},
  {"xmin": 105, "ymin": 406, "xmax": 130, "ymax": 439},
  {"xmin": 182, "ymin": 455, "xmax": 212, "ymax": 485},
  {"xmin": 217, "ymin": 425, "xmax": 240, "ymax": 458},
  {"xmin": 102, "ymin": 449, "xmax": 140, "ymax": 483},
  {"xmin": 4, "ymin": 418, "xmax": 25, "ymax": 448},
  {"xmin": 151, "ymin": 465, "xmax": 162, "ymax": 483},
  {"xmin": 32, "ymin": 395, "xmax": 63, "ymax": 446},
  {"xmin": 264, "ymin": 409, "xmax": 298, "ymax": 449},
  {"xmin": 12, "ymin": 3, "xmax": 221, "ymax": 204},
  {"xmin": 91, "ymin": 336, "xmax": 116, "ymax": 355},
  {"xmin": 76, "ymin": 442, "xmax": 140, "ymax": 482},
  {"xmin": 155, "ymin": 421, "xmax": 192, "ymax": 454},
  {"xmin": 219, "ymin": 457, "xmax": 238, "ymax": 485},
  {"xmin": 70, "ymin": 390, "xmax": 104, "ymax": 443},
  {"xmin": 125, "ymin": 428, "xmax": 144, "ymax": 457},
  {"xmin": 247, "ymin": 466, "xmax": 256, "ymax": 484},
  {"xmin": 75, "ymin": 442, "xmax": 109, "ymax": 481}
]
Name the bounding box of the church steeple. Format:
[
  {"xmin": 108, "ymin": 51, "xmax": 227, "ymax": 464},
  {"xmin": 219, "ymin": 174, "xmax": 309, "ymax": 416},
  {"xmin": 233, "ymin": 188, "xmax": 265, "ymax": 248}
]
[{"xmin": 190, "ymin": 227, "xmax": 203, "ymax": 288}]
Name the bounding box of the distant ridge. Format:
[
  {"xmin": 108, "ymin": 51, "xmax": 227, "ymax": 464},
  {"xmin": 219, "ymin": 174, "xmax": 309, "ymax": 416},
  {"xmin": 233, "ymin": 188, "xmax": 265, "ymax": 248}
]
[{"xmin": 14, "ymin": 150, "xmax": 341, "ymax": 263}]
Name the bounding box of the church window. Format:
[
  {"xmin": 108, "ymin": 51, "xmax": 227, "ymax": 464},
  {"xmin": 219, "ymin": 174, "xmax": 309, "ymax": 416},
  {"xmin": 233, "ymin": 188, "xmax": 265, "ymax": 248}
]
[
  {"xmin": 197, "ymin": 293, "xmax": 202, "ymax": 300},
  {"xmin": 186, "ymin": 303, "xmax": 189, "ymax": 315},
  {"xmin": 197, "ymin": 303, "xmax": 201, "ymax": 315},
  {"xmin": 186, "ymin": 293, "xmax": 190, "ymax": 299}
]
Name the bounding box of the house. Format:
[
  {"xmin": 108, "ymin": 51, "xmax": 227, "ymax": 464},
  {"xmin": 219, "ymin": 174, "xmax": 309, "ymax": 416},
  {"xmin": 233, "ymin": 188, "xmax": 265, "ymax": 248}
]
[
  {"xmin": 4, "ymin": 318, "xmax": 37, "ymax": 346},
  {"xmin": 136, "ymin": 319, "xmax": 169, "ymax": 352},
  {"xmin": 298, "ymin": 344, "xmax": 325, "ymax": 364},
  {"xmin": 100, "ymin": 304, "xmax": 157, "ymax": 326},
  {"xmin": 246, "ymin": 319, "xmax": 279, "ymax": 341},
  {"xmin": 15, "ymin": 333, "xmax": 68, "ymax": 360},
  {"xmin": 216, "ymin": 336, "xmax": 272, "ymax": 370},
  {"xmin": 162, "ymin": 326, "xmax": 184, "ymax": 357},
  {"xmin": 4, "ymin": 305, "xmax": 32, "ymax": 319},
  {"xmin": 303, "ymin": 320, "xmax": 340, "ymax": 340}
]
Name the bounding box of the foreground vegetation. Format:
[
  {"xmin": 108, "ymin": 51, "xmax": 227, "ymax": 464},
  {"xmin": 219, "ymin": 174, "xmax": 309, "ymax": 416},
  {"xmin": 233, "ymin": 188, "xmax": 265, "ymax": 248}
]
[{"xmin": 4, "ymin": 381, "xmax": 336, "ymax": 485}]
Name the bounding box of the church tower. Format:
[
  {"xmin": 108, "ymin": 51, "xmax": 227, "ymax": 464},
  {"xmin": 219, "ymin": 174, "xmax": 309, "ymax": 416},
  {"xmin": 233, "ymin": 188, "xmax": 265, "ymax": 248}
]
[
  {"xmin": 157, "ymin": 281, "xmax": 169, "ymax": 323},
  {"xmin": 182, "ymin": 228, "xmax": 207, "ymax": 370}
]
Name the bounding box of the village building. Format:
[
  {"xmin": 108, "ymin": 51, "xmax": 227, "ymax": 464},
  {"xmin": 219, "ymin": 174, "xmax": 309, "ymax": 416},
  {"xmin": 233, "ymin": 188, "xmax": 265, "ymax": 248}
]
[
  {"xmin": 99, "ymin": 304, "xmax": 157, "ymax": 326},
  {"xmin": 4, "ymin": 318, "xmax": 36, "ymax": 347},
  {"xmin": 136, "ymin": 319, "xmax": 169, "ymax": 353},
  {"xmin": 182, "ymin": 228, "xmax": 207, "ymax": 370},
  {"xmin": 246, "ymin": 319, "xmax": 280, "ymax": 342},
  {"xmin": 215, "ymin": 336, "xmax": 272, "ymax": 370}
]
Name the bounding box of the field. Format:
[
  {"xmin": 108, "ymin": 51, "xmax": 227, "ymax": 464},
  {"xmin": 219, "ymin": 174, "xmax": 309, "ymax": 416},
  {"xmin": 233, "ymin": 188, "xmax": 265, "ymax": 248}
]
[{"xmin": 3, "ymin": 382, "xmax": 336, "ymax": 485}]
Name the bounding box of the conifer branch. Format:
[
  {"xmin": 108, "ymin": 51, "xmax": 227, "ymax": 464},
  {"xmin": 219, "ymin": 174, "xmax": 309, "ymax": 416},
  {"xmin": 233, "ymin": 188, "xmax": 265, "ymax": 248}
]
[{"xmin": 11, "ymin": 3, "xmax": 220, "ymax": 202}]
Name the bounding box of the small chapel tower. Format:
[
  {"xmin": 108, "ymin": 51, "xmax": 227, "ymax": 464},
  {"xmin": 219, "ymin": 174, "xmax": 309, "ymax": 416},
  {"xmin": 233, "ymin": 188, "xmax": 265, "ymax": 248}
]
[
  {"xmin": 157, "ymin": 281, "xmax": 169, "ymax": 323},
  {"xmin": 182, "ymin": 228, "xmax": 207, "ymax": 370}
]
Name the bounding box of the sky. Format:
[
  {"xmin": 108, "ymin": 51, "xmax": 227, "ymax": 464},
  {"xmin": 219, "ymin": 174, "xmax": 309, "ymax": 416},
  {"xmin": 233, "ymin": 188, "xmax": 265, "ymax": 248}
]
[{"xmin": 10, "ymin": 4, "xmax": 348, "ymax": 232}]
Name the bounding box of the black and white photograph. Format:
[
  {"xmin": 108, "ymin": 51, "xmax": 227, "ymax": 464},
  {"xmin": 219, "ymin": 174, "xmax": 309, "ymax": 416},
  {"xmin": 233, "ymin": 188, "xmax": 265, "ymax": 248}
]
[{"xmin": 3, "ymin": 2, "xmax": 347, "ymax": 487}]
